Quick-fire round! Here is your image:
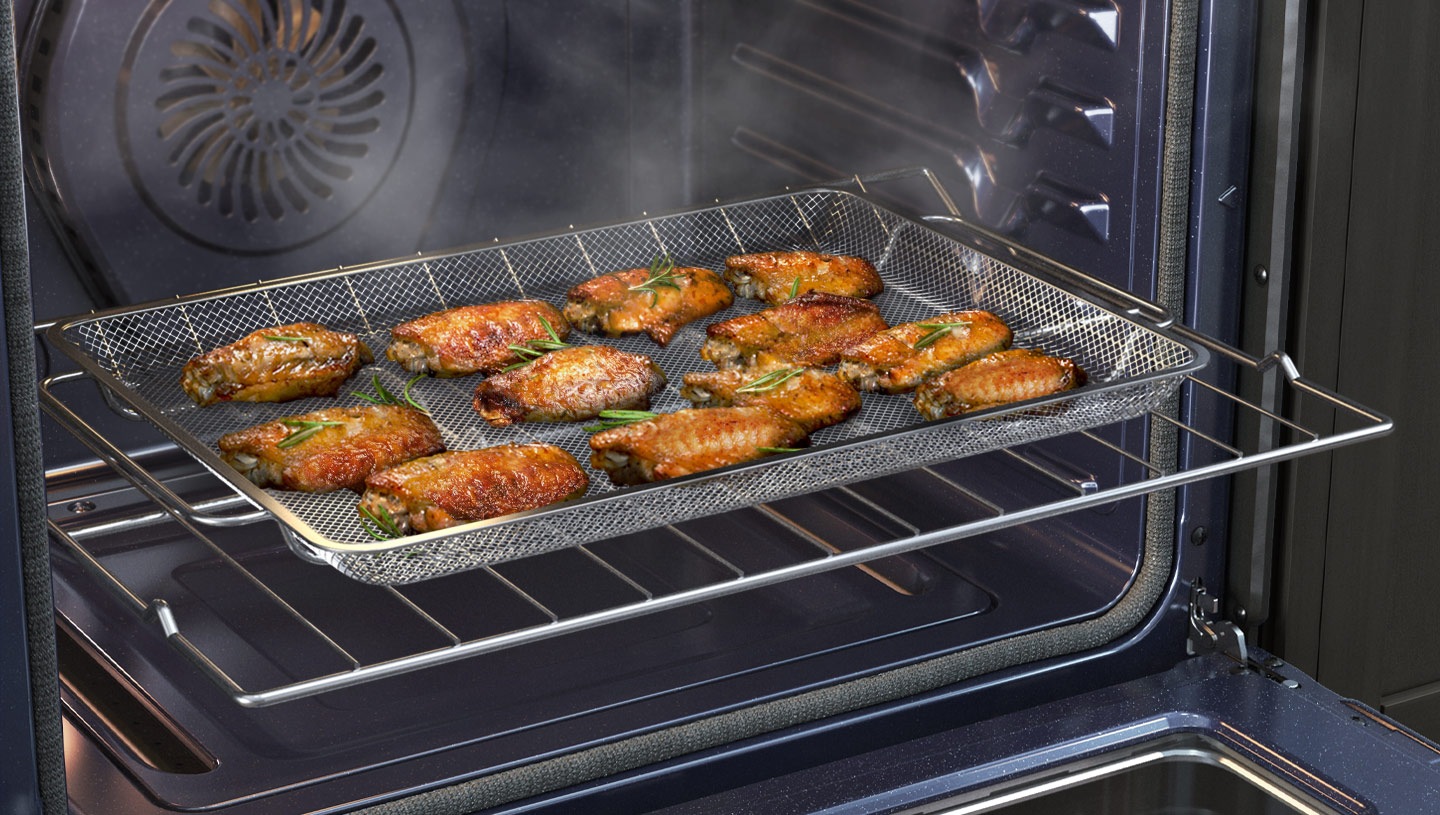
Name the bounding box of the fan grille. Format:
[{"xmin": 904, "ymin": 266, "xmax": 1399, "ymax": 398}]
[{"xmin": 119, "ymin": 0, "xmax": 413, "ymax": 252}]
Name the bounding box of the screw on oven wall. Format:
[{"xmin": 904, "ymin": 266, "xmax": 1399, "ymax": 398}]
[
  {"xmin": 67, "ymin": 500, "xmax": 97, "ymax": 514},
  {"xmin": 1190, "ymin": 526, "xmax": 1207, "ymax": 546},
  {"xmin": 1253, "ymin": 265, "xmax": 1269, "ymax": 285}
]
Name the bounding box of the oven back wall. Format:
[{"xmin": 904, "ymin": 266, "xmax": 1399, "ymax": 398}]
[{"xmin": 21, "ymin": 0, "xmax": 1166, "ymax": 316}]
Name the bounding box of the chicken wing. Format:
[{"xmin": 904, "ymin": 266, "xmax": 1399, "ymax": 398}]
[
  {"xmin": 217, "ymin": 404, "xmax": 445, "ymax": 493},
  {"xmin": 472, "ymin": 345, "xmax": 667, "ymax": 427},
  {"xmin": 913, "ymin": 348, "xmax": 1087, "ymax": 419},
  {"xmin": 563, "ymin": 258, "xmax": 734, "ymax": 346},
  {"xmin": 723, "ymin": 251, "xmax": 883, "ymax": 304},
  {"xmin": 386, "ymin": 300, "xmax": 570, "ymax": 377},
  {"xmin": 588, "ymin": 406, "xmax": 808, "ymax": 485},
  {"xmin": 700, "ymin": 292, "xmax": 889, "ymax": 370},
  {"xmin": 358, "ymin": 444, "xmax": 589, "ymax": 536},
  {"xmin": 679, "ymin": 363, "xmax": 860, "ymax": 433},
  {"xmin": 181, "ymin": 323, "xmax": 373, "ymax": 406},
  {"xmin": 837, "ymin": 310, "xmax": 1013, "ymax": 394}
]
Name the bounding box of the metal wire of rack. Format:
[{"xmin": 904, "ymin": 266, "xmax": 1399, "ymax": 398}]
[{"xmin": 41, "ymin": 321, "xmax": 1390, "ymax": 706}]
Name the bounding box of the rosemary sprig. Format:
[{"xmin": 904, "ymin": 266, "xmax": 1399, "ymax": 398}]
[
  {"xmin": 263, "ymin": 334, "xmax": 310, "ymax": 343},
  {"xmin": 735, "ymin": 367, "xmax": 805, "ymax": 393},
  {"xmin": 276, "ymin": 418, "xmax": 345, "ymax": 448},
  {"xmin": 627, "ymin": 254, "xmax": 684, "ymax": 306},
  {"xmin": 358, "ymin": 504, "xmax": 404, "ymax": 540},
  {"xmin": 789, "ymin": 276, "xmax": 802, "ymax": 299},
  {"xmin": 913, "ymin": 320, "xmax": 972, "ymax": 350},
  {"xmin": 757, "ymin": 446, "xmax": 804, "ymax": 454},
  {"xmin": 584, "ymin": 409, "xmax": 660, "ymax": 432},
  {"xmin": 500, "ymin": 316, "xmax": 570, "ymax": 371},
  {"xmin": 353, "ymin": 373, "xmax": 428, "ymax": 411}
]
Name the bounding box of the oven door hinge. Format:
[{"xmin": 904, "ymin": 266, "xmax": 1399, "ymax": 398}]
[{"xmin": 1187, "ymin": 579, "xmax": 1249, "ymax": 665}]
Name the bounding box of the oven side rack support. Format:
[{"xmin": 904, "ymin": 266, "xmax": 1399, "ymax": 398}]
[{"xmin": 41, "ymin": 324, "xmax": 1390, "ymax": 707}]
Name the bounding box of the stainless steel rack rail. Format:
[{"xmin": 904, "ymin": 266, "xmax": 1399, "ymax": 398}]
[{"xmin": 40, "ymin": 323, "xmax": 1390, "ymax": 706}]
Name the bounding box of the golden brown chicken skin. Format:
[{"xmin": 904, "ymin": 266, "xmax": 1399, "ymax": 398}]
[
  {"xmin": 838, "ymin": 310, "xmax": 1013, "ymax": 394},
  {"xmin": 700, "ymin": 292, "xmax": 889, "ymax": 370},
  {"xmin": 563, "ymin": 261, "xmax": 733, "ymax": 346},
  {"xmin": 386, "ymin": 300, "xmax": 570, "ymax": 377},
  {"xmin": 357, "ymin": 444, "xmax": 589, "ymax": 535},
  {"xmin": 472, "ymin": 345, "xmax": 667, "ymax": 427},
  {"xmin": 679, "ymin": 363, "xmax": 861, "ymax": 433},
  {"xmin": 723, "ymin": 251, "xmax": 883, "ymax": 304},
  {"xmin": 181, "ymin": 323, "xmax": 373, "ymax": 406},
  {"xmin": 913, "ymin": 348, "xmax": 1087, "ymax": 419},
  {"xmin": 588, "ymin": 406, "xmax": 808, "ymax": 485},
  {"xmin": 217, "ymin": 404, "xmax": 445, "ymax": 493}
]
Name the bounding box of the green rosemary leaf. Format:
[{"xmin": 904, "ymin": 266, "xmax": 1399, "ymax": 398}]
[
  {"xmin": 353, "ymin": 373, "xmax": 428, "ymax": 411},
  {"xmin": 757, "ymin": 446, "xmax": 804, "ymax": 454},
  {"xmin": 263, "ymin": 334, "xmax": 310, "ymax": 343},
  {"xmin": 789, "ymin": 276, "xmax": 801, "ymax": 299},
  {"xmin": 583, "ymin": 409, "xmax": 660, "ymax": 432},
  {"xmin": 358, "ymin": 504, "xmax": 404, "ymax": 540},
  {"xmin": 627, "ymin": 254, "xmax": 684, "ymax": 306},
  {"xmin": 399, "ymin": 374, "xmax": 426, "ymax": 411},
  {"xmin": 735, "ymin": 367, "xmax": 805, "ymax": 393},
  {"xmin": 500, "ymin": 316, "xmax": 572, "ymax": 371},
  {"xmin": 507, "ymin": 343, "xmax": 545, "ymax": 360},
  {"xmin": 912, "ymin": 320, "xmax": 972, "ymax": 350},
  {"xmin": 354, "ymin": 374, "xmax": 395, "ymax": 404},
  {"xmin": 276, "ymin": 419, "xmax": 345, "ymax": 448}
]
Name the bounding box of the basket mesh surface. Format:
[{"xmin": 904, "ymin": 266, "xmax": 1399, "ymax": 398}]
[{"xmin": 55, "ymin": 190, "xmax": 1199, "ymax": 584}]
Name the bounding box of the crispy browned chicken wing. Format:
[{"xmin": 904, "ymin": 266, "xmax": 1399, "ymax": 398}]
[
  {"xmin": 588, "ymin": 406, "xmax": 808, "ymax": 485},
  {"xmin": 700, "ymin": 292, "xmax": 889, "ymax": 370},
  {"xmin": 679, "ymin": 363, "xmax": 860, "ymax": 433},
  {"xmin": 217, "ymin": 404, "xmax": 445, "ymax": 493},
  {"xmin": 838, "ymin": 310, "xmax": 1013, "ymax": 394},
  {"xmin": 472, "ymin": 345, "xmax": 667, "ymax": 427},
  {"xmin": 386, "ymin": 300, "xmax": 570, "ymax": 377},
  {"xmin": 723, "ymin": 251, "xmax": 883, "ymax": 304},
  {"xmin": 181, "ymin": 323, "xmax": 373, "ymax": 406},
  {"xmin": 358, "ymin": 444, "xmax": 589, "ymax": 536},
  {"xmin": 913, "ymin": 348, "xmax": 1087, "ymax": 419},
  {"xmin": 563, "ymin": 258, "xmax": 733, "ymax": 346}
]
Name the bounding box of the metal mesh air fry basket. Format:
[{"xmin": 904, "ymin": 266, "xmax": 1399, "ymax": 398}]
[{"xmin": 48, "ymin": 189, "xmax": 1206, "ymax": 584}]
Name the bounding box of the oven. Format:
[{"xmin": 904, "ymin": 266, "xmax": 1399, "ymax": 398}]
[{"xmin": 4, "ymin": 1, "xmax": 1437, "ymax": 813}]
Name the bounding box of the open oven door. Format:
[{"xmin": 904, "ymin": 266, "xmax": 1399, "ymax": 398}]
[{"xmin": 515, "ymin": 648, "xmax": 1440, "ymax": 815}]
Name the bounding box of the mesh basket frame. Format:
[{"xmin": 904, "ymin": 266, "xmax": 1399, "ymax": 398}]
[{"xmin": 49, "ymin": 189, "xmax": 1205, "ymax": 584}]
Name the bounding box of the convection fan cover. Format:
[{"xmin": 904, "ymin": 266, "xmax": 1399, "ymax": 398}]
[
  {"xmin": 122, "ymin": 0, "xmax": 411, "ymax": 252},
  {"xmin": 23, "ymin": 0, "xmax": 486, "ymax": 304}
]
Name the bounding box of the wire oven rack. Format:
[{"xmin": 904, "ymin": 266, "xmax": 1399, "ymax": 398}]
[
  {"xmin": 41, "ymin": 322, "xmax": 1390, "ymax": 707},
  {"xmin": 37, "ymin": 171, "xmax": 1392, "ymax": 705},
  {"xmin": 44, "ymin": 183, "xmax": 1204, "ymax": 585}
]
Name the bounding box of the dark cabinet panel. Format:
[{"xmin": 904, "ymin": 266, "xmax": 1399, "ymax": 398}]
[{"xmin": 1273, "ymin": 0, "xmax": 1440, "ymax": 740}]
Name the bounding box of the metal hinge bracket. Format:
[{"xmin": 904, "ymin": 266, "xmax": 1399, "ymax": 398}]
[{"xmin": 1188, "ymin": 579, "xmax": 1249, "ymax": 664}]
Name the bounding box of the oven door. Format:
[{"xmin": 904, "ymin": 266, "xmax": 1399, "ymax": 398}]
[{"xmin": 513, "ymin": 652, "xmax": 1440, "ymax": 815}]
